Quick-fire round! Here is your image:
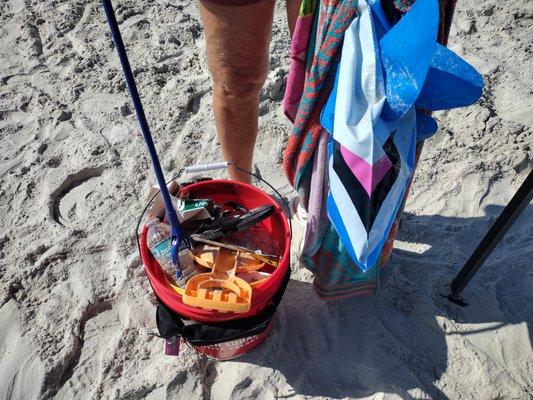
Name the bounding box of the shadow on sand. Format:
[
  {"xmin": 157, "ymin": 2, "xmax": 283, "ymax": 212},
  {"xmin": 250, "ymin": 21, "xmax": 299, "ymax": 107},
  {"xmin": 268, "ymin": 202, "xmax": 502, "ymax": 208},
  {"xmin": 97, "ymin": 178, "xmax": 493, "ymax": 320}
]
[{"xmin": 234, "ymin": 204, "xmax": 532, "ymax": 399}]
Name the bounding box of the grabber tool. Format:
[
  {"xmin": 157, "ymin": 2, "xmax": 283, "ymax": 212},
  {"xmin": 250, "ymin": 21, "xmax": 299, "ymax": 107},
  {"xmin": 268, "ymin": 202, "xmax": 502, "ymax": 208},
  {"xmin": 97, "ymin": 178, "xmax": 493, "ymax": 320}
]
[{"xmin": 102, "ymin": 0, "xmax": 187, "ymax": 277}]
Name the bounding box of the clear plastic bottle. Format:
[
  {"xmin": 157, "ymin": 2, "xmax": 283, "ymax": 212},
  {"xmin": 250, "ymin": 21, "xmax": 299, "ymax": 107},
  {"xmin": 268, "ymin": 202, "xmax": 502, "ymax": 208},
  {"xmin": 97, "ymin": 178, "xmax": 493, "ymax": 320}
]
[
  {"xmin": 147, "ymin": 219, "xmax": 174, "ymax": 275},
  {"xmin": 146, "ymin": 219, "xmax": 197, "ymax": 288},
  {"xmin": 176, "ymin": 249, "xmax": 198, "ymax": 288}
]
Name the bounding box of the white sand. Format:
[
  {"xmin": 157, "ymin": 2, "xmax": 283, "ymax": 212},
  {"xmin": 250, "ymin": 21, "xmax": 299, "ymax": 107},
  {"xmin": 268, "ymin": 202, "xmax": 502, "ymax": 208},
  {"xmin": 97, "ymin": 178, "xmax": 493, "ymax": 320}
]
[{"xmin": 0, "ymin": 0, "xmax": 531, "ymax": 399}]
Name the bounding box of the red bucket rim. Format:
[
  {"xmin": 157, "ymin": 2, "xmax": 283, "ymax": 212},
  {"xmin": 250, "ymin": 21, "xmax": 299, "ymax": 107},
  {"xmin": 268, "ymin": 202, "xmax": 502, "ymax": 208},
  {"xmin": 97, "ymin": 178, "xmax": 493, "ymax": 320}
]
[{"xmin": 140, "ymin": 179, "xmax": 291, "ymax": 323}]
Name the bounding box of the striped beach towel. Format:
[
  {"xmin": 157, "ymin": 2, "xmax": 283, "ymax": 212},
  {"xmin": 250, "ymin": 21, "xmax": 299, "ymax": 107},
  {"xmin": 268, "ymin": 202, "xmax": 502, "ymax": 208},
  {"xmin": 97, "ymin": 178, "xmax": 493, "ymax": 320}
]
[{"xmin": 283, "ymin": 0, "xmax": 468, "ymax": 300}]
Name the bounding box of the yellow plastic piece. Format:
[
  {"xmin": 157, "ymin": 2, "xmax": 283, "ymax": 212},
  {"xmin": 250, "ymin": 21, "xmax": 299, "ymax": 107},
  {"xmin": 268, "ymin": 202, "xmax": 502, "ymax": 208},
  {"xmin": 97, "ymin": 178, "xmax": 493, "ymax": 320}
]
[
  {"xmin": 182, "ymin": 248, "xmax": 252, "ymax": 313},
  {"xmin": 165, "ymin": 276, "xmax": 185, "ymax": 295}
]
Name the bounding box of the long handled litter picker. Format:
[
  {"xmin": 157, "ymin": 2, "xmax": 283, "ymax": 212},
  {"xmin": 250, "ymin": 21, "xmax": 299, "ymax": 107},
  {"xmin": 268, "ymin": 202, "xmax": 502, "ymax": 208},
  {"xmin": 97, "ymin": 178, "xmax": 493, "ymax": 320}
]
[{"xmin": 101, "ymin": 0, "xmax": 187, "ymax": 277}]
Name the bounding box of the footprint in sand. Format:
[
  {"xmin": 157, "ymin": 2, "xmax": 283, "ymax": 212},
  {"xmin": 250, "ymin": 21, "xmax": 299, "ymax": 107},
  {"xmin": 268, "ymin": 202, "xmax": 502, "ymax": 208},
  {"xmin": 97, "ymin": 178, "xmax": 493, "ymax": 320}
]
[{"xmin": 49, "ymin": 167, "xmax": 105, "ymax": 229}]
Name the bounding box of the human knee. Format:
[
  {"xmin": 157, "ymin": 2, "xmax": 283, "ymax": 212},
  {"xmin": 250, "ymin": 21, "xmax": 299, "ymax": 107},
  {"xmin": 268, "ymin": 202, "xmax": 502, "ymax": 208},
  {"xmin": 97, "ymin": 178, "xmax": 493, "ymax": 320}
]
[{"xmin": 212, "ymin": 64, "xmax": 268, "ymax": 100}]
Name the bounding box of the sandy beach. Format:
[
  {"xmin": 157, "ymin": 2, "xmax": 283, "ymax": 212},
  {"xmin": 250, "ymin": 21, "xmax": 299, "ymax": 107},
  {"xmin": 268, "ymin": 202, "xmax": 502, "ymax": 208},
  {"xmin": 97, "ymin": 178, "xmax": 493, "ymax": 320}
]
[{"xmin": 0, "ymin": 0, "xmax": 532, "ymax": 399}]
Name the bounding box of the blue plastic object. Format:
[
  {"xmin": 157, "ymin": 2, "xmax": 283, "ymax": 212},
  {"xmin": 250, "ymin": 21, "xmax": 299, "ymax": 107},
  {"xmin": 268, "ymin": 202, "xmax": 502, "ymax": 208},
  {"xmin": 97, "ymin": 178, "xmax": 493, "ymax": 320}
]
[
  {"xmin": 378, "ymin": 0, "xmax": 483, "ymax": 132},
  {"xmin": 417, "ymin": 44, "xmax": 484, "ymax": 111},
  {"xmin": 320, "ymin": 67, "xmax": 339, "ymax": 134},
  {"xmin": 380, "ymin": 0, "xmax": 439, "ymax": 121},
  {"xmin": 102, "ymin": 0, "xmax": 186, "ymax": 277},
  {"xmin": 416, "ymin": 110, "xmax": 438, "ymax": 140}
]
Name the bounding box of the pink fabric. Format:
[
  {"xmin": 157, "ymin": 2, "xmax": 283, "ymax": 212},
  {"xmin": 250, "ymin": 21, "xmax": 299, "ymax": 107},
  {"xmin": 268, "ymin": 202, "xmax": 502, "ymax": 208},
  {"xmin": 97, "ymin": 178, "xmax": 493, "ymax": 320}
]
[
  {"xmin": 301, "ymin": 132, "xmax": 329, "ymax": 258},
  {"xmin": 339, "ymin": 145, "xmax": 392, "ymax": 195},
  {"xmin": 283, "ymin": 14, "xmax": 315, "ymax": 122}
]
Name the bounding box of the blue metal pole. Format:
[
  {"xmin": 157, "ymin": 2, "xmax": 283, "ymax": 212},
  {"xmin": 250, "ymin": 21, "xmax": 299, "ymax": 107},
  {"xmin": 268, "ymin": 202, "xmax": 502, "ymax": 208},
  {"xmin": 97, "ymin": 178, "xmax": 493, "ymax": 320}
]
[{"xmin": 101, "ymin": 0, "xmax": 185, "ymax": 276}]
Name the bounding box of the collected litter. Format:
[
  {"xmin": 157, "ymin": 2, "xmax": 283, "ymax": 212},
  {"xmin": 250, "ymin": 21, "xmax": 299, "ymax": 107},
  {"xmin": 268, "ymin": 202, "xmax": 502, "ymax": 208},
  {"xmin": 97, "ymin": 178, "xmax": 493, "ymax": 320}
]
[{"xmin": 146, "ymin": 185, "xmax": 281, "ymax": 312}]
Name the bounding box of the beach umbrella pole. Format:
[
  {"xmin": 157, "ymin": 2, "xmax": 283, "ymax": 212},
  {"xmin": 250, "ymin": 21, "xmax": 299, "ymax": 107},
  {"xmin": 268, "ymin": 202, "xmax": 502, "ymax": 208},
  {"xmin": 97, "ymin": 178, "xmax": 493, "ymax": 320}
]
[
  {"xmin": 101, "ymin": 0, "xmax": 185, "ymax": 274},
  {"xmin": 448, "ymin": 170, "xmax": 533, "ymax": 306}
]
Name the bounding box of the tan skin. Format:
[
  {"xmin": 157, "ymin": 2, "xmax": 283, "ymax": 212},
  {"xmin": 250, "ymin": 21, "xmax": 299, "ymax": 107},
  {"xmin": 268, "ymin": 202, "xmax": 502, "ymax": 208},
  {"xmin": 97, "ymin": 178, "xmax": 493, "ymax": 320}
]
[{"xmin": 199, "ymin": 0, "xmax": 301, "ymax": 183}]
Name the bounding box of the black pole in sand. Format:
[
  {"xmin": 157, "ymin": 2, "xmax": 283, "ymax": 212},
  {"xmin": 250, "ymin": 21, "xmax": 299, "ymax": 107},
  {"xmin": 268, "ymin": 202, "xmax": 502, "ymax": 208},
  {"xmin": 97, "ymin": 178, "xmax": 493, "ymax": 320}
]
[{"xmin": 448, "ymin": 169, "xmax": 533, "ymax": 306}]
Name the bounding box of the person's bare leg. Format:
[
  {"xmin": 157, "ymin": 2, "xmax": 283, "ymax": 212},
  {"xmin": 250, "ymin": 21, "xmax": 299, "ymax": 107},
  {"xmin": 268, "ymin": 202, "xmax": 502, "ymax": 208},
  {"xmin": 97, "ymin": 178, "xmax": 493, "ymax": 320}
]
[
  {"xmin": 286, "ymin": 0, "xmax": 302, "ymax": 37},
  {"xmin": 199, "ymin": 0, "xmax": 275, "ymax": 183}
]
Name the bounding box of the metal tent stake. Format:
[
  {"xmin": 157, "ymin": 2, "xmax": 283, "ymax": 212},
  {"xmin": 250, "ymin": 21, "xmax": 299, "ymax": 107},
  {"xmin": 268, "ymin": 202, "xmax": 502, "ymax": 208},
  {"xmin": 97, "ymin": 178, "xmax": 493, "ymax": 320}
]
[
  {"xmin": 101, "ymin": 0, "xmax": 185, "ymax": 275},
  {"xmin": 447, "ymin": 169, "xmax": 533, "ymax": 306}
]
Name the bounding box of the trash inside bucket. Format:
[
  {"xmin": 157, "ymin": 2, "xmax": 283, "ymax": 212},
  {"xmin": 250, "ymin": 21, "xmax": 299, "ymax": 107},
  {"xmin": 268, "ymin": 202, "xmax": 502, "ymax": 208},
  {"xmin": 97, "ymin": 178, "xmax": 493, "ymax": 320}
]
[{"xmin": 140, "ymin": 179, "xmax": 291, "ymax": 323}]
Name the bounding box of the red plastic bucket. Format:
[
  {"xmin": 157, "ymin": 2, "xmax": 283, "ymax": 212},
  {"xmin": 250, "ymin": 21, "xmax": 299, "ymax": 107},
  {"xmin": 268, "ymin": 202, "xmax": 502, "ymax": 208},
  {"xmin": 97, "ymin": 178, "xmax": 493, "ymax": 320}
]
[{"xmin": 140, "ymin": 179, "xmax": 291, "ymax": 323}]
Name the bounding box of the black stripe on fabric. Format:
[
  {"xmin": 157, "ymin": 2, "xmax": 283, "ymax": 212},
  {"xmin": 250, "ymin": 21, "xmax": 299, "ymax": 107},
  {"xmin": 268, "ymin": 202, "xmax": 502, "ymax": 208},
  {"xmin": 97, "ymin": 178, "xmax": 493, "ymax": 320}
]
[
  {"xmin": 332, "ymin": 143, "xmax": 373, "ymax": 232},
  {"xmin": 371, "ymin": 133, "xmax": 401, "ymax": 213},
  {"xmin": 331, "ymin": 132, "xmax": 400, "ymax": 233}
]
